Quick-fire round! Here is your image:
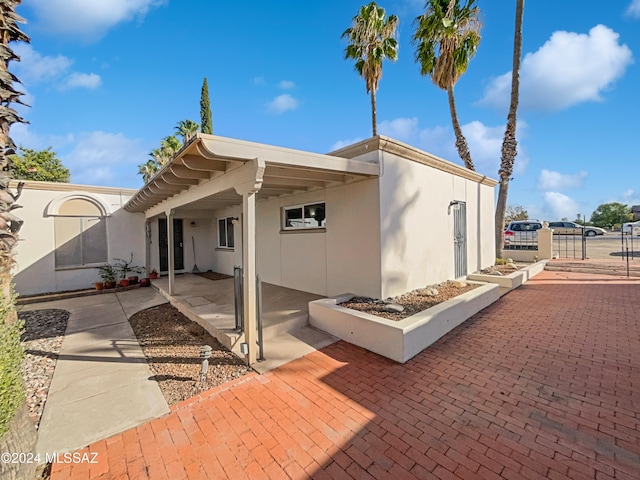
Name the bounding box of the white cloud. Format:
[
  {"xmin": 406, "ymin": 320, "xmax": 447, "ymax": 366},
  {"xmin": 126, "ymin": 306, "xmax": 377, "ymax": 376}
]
[
  {"xmin": 379, "ymin": 117, "xmax": 420, "ymax": 142},
  {"xmin": 537, "ymin": 169, "xmax": 588, "ymax": 190},
  {"xmin": 252, "ymin": 76, "xmax": 265, "ymax": 86},
  {"xmin": 279, "ymin": 80, "xmax": 295, "ymax": 90},
  {"xmin": 10, "ymin": 124, "xmax": 72, "ymax": 151},
  {"xmin": 543, "ymin": 192, "xmax": 580, "ymax": 220},
  {"xmin": 12, "ymin": 44, "xmax": 102, "ymax": 91},
  {"xmin": 24, "ymin": 0, "xmax": 166, "ymax": 41},
  {"xmin": 375, "ymin": 116, "xmax": 528, "ymax": 176},
  {"xmin": 266, "ymin": 94, "xmax": 299, "ymax": 114},
  {"xmin": 62, "ymin": 72, "xmax": 102, "ymax": 90},
  {"xmin": 12, "ymin": 44, "xmax": 72, "ymax": 84},
  {"xmin": 60, "ymin": 131, "xmax": 146, "ymax": 185},
  {"xmin": 329, "ymin": 138, "xmax": 364, "ymax": 151},
  {"xmin": 626, "ymin": 0, "xmax": 640, "ymax": 17},
  {"xmin": 479, "ymin": 25, "xmax": 633, "ymax": 112}
]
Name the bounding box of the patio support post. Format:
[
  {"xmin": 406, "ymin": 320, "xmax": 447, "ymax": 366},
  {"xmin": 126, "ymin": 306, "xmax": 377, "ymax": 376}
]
[
  {"xmin": 166, "ymin": 210, "xmax": 175, "ymax": 295},
  {"xmin": 242, "ymin": 191, "xmax": 257, "ymax": 364},
  {"xmin": 235, "ymin": 158, "xmax": 265, "ymax": 366}
]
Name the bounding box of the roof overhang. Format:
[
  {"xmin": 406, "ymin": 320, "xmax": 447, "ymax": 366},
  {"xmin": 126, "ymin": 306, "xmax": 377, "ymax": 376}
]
[{"xmin": 124, "ymin": 134, "xmax": 380, "ymax": 215}]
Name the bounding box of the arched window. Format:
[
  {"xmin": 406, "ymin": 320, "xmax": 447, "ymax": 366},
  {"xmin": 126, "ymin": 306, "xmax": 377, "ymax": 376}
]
[{"xmin": 47, "ymin": 194, "xmax": 110, "ymax": 269}]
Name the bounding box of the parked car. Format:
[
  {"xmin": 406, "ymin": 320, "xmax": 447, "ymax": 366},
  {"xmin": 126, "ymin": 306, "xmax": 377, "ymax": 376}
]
[
  {"xmin": 547, "ymin": 221, "xmax": 606, "ymax": 237},
  {"xmin": 504, "ymin": 220, "xmax": 542, "ymax": 249},
  {"xmin": 622, "ymin": 220, "xmax": 640, "ymax": 235}
]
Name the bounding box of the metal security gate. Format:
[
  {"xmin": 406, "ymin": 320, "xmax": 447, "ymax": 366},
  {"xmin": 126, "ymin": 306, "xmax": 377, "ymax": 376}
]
[
  {"xmin": 553, "ymin": 230, "xmax": 586, "ymax": 260},
  {"xmin": 452, "ymin": 202, "xmax": 467, "ymax": 278}
]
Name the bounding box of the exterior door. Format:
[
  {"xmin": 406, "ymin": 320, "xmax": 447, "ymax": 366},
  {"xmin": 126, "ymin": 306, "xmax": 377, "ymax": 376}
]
[
  {"xmin": 452, "ymin": 202, "xmax": 467, "ymax": 279},
  {"xmin": 159, "ymin": 218, "xmax": 184, "ymax": 272}
]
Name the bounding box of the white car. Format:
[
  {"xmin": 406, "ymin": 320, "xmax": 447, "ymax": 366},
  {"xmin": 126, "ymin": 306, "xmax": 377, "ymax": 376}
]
[{"xmin": 623, "ymin": 220, "xmax": 640, "ymax": 235}]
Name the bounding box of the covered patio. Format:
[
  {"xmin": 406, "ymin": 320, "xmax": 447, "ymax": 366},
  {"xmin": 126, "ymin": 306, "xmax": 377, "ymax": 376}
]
[
  {"xmin": 124, "ymin": 134, "xmax": 379, "ymax": 365},
  {"xmin": 150, "ymin": 273, "xmax": 336, "ymax": 373}
]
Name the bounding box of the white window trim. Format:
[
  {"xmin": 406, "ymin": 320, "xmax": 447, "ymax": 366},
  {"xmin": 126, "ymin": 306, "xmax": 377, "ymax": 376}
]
[
  {"xmin": 217, "ymin": 216, "xmax": 235, "ymax": 249},
  {"xmin": 282, "ymin": 201, "xmax": 326, "ymax": 231}
]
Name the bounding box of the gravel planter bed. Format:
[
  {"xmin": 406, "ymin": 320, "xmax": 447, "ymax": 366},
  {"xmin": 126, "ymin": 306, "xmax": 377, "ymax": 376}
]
[
  {"xmin": 129, "ymin": 303, "xmax": 249, "ymax": 406},
  {"xmin": 19, "ymin": 309, "xmax": 70, "ymax": 428},
  {"xmin": 340, "ymin": 281, "xmax": 479, "ymax": 321}
]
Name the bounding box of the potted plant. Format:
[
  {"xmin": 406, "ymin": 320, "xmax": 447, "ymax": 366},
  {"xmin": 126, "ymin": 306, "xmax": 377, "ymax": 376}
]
[
  {"xmin": 94, "ymin": 281, "xmax": 104, "ymax": 290},
  {"xmin": 114, "ymin": 253, "xmax": 145, "ymax": 285},
  {"xmin": 98, "ymin": 264, "xmax": 117, "ymax": 289},
  {"xmin": 148, "ymin": 269, "xmax": 159, "ymax": 280}
]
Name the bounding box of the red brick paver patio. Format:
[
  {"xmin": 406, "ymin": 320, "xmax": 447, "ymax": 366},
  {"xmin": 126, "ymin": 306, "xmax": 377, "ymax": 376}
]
[{"xmin": 53, "ymin": 271, "xmax": 640, "ymax": 479}]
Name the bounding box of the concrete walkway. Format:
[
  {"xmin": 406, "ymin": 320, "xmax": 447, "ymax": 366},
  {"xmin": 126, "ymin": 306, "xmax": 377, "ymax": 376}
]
[
  {"xmin": 51, "ymin": 270, "xmax": 640, "ymax": 479},
  {"xmin": 19, "ymin": 287, "xmax": 170, "ymax": 456}
]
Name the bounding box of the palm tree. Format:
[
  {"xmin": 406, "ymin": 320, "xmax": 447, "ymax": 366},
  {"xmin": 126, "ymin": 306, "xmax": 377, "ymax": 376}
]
[
  {"xmin": 0, "ymin": 1, "xmax": 36, "ymax": 472},
  {"xmin": 138, "ymin": 159, "xmax": 159, "ymax": 183},
  {"xmin": 148, "ymin": 147, "xmax": 168, "ymax": 167},
  {"xmin": 413, "ymin": 0, "xmax": 481, "ymax": 170},
  {"xmin": 343, "ymin": 2, "xmax": 398, "ymax": 137},
  {"xmin": 495, "ymin": 0, "xmax": 524, "ymax": 257},
  {"xmin": 160, "ymin": 135, "xmax": 181, "ymax": 163},
  {"xmin": 175, "ymin": 119, "xmax": 199, "ymax": 144}
]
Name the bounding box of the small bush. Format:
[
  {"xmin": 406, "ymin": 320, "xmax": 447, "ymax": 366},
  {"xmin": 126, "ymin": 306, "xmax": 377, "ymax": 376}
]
[
  {"xmin": 495, "ymin": 257, "xmax": 508, "ymax": 266},
  {"xmin": 0, "ymin": 290, "xmax": 24, "ymax": 437}
]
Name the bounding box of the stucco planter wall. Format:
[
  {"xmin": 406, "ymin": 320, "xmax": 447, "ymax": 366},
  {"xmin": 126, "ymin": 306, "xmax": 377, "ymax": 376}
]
[
  {"xmin": 309, "ymin": 283, "xmax": 500, "ymax": 363},
  {"xmin": 467, "ymin": 260, "xmax": 547, "ymax": 294}
]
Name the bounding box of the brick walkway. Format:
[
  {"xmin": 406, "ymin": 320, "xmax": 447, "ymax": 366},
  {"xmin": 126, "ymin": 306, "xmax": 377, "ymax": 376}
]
[{"xmin": 52, "ymin": 271, "xmax": 640, "ymax": 479}]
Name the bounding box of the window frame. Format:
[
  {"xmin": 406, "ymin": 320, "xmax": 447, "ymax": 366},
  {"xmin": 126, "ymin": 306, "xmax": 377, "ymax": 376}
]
[
  {"xmin": 281, "ymin": 202, "xmax": 326, "ymax": 231},
  {"xmin": 217, "ymin": 216, "xmax": 235, "ymax": 249},
  {"xmin": 54, "ymin": 215, "xmax": 108, "ymax": 269}
]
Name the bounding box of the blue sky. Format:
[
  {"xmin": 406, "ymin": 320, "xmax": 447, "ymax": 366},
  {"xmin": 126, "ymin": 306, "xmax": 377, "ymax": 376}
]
[{"xmin": 12, "ymin": 0, "xmax": 640, "ymax": 221}]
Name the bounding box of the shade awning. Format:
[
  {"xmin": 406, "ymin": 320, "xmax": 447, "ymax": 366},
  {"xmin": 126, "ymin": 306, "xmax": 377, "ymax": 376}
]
[{"xmin": 124, "ymin": 134, "xmax": 380, "ymax": 214}]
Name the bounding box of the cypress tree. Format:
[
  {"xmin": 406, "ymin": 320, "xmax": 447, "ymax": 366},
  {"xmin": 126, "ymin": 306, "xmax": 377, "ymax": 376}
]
[{"xmin": 200, "ymin": 78, "xmax": 213, "ymax": 134}]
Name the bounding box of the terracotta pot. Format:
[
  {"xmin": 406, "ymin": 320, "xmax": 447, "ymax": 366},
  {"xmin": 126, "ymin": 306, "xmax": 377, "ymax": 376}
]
[
  {"xmin": 139, "ymin": 278, "xmax": 151, "ymax": 287},
  {"xmin": 94, "ymin": 282, "xmax": 104, "ymax": 290},
  {"xmin": 119, "ymin": 279, "xmax": 130, "ymax": 287},
  {"xmin": 105, "ymin": 281, "xmax": 116, "ymax": 289},
  {"xmin": 127, "ymin": 276, "xmax": 139, "ymax": 285},
  {"xmin": 149, "ymin": 271, "xmax": 159, "ymax": 279}
]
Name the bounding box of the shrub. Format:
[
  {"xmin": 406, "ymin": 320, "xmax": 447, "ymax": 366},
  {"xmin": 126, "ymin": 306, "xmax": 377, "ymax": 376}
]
[{"xmin": 0, "ymin": 290, "xmax": 23, "ymax": 437}]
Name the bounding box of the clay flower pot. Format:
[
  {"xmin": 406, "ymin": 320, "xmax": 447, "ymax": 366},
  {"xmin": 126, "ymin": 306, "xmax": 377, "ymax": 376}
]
[
  {"xmin": 94, "ymin": 282, "xmax": 104, "ymax": 290},
  {"xmin": 139, "ymin": 278, "xmax": 151, "ymax": 287},
  {"xmin": 105, "ymin": 281, "xmax": 116, "ymax": 289},
  {"xmin": 127, "ymin": 276, "xmax": 139, "ymax": 285},
  {"xmin": 119, "ymin": 279, "xmax": 130, "ymax": 288},
  {"xmin": 149, "ymin": 271, "xmax": 159, "ymax": 280}
]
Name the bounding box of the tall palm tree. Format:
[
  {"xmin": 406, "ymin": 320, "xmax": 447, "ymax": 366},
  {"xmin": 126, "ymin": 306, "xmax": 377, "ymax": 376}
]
[
  {"xmin": 495, "ymin": 0, "xmax": 525, "ymax": 257},
  {"xmin": 413, "ymin": 0, "xmax": 481, "ymax": 170},
  {"xmin": 137, "ymin": 159, "xmax": 159, "ymax": 183},
  {"xmin": 0, "ymin": 1, "xmax": 36, "ymax": 474},
  {"xmin": 343, "ymin": 2, "xmax": 398, "ymax": 137},
  {"xmin": 175, "ymin": 119, "xmax": 199, "ymax": 144}
]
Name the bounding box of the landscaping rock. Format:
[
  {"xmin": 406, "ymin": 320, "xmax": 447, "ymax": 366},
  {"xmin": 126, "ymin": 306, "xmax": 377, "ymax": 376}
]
[
  {"xmin": 421, "ymin": 288, "xmax": 439, "ymax": 296},
  {"xmin": 452, "ymin": 281, "xmax": 467, "ymax": 288},
  {"xmin": 382, "ymin": 303, "xmax": 404, "ymax": 313},
  {"xmin": 506, "ymin": 263, "xmax": 518, "ymax": 269},
  {"xmin": 489, "ymin": 271, "xmax": 503, "ymax": 276}
]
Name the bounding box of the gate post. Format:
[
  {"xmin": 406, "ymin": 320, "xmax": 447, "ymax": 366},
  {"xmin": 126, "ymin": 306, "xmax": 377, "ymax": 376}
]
[{"xmin": 537, "ymin": 226, "xmax": 553, "ymax": 260}]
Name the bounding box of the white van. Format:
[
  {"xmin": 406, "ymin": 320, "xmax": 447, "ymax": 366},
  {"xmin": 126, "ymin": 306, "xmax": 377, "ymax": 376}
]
[{"xmin": 622, "ymin": 220, "xmax": 640, "ymax": 235}]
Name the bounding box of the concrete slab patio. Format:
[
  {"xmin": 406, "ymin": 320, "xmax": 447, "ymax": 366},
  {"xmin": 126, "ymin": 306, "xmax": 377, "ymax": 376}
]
[
  {"xmin": 151, "ymin": 274, "xmax": 338, "ymax": 373},
  {"xmin": 19, "ymin": 287, "xmax": 170, "ymax": 456},
  {"xmin": 52, "ymin": 270, "xmax": 640, "ymax": 479}
]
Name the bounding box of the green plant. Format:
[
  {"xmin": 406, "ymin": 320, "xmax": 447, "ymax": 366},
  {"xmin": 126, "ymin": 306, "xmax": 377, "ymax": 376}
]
[
  {"xmin": 0, "ymin": 289, "xmax": 24, "ymax": 437},
  {"xmin": 495, "ymin": 257, "xmax": 508, "ymax": 266},
  {"xmin": 113, "ymin": 253, "xmax": 144, "ymax": 280},
  {"xmin": 98, "ymin": 264, "xmax": 117, "ymax": 283}
]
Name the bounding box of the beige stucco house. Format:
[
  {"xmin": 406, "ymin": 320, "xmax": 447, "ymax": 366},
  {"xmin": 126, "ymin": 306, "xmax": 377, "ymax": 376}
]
[
  {"xmin": 13, "ymin": 134, "xmax": 497, "ymax": 362},
  {"xmin": 13, "ymin": 181, "xmax": 145, "ymax": 296}
]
